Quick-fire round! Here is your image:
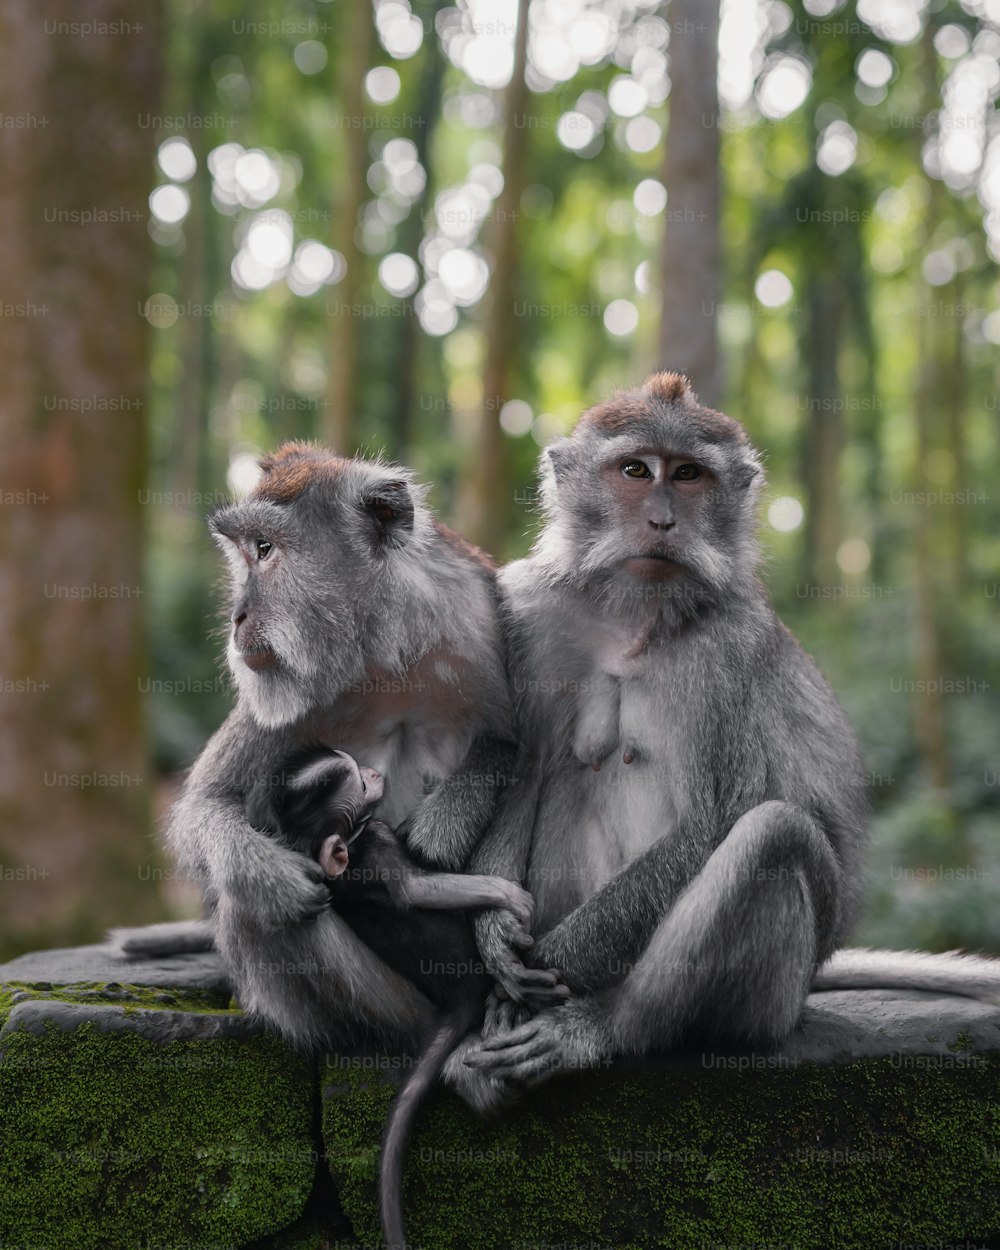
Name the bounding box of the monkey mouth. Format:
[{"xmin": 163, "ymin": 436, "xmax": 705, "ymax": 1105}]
[
  {"xmin": 621, "ymin": 553, "xmax": 686, "ymax": 579},
  {"xmin": 238, "ymin": 645, "xmax": 279, "ymax": 672}
]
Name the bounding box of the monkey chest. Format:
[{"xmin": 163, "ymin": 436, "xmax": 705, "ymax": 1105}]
[{"xmin": 528, "ymin": 681, "xmax": 682, "ymax": 928}]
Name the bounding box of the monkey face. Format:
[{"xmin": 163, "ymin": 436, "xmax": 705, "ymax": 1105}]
[
  {"xmin": 535, "ymin": 374, "xmax": 762, "ymax": 605},
  {"xmin": 209, "ymin": 445, "xmax": 429, "ymax": 728}
]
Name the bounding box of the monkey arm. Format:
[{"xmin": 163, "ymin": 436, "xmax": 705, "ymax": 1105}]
[
  {"xmin": 163, "ymin": 714, "xmax": 331, "ymax": 931},
  {"xmin": 398, "ymin": 872, "xmax": 535, "ymax": 930},
  {"xmin": 465, "ymin": 752, "xmax": 540, "ymax": 880},
  {"xmin": 363, "ymin": 825, "xmax": 536, "ymax": 928},
  {"xmin": 404, "ymin": 734, "xmax": 518, "ymax": 870},
  {"xmin": 528, "ymin": 804, "xmax": 841, "ymax": 994},
  {"xmin": 462, "ymin": 764, "xmax": 571, "ymax": 1007},
  {"xmin": 525, "ymin": 838, "xmax": 700, "ymax": 993},
  {"xmin": 168, "ymin": 784, "xmax": 331, "ymax": 932}
]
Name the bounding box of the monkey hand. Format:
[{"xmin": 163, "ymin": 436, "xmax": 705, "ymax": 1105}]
[
  {"xmin": 482, "ymin": 988, "xmax": 534, "ymax": 1037},
  {"xmin": 490, "ymin": 880, "xmax": 535, "ymax": 932},
  {"xmin": 463, "ymin": 1000, "xmax": 606, "ymax": 1089},
  {"xmin": 474, "ymin": 909, "xmax": 571, "ymax": 1010},
  {"xmin": 218, "ymin": 840, "xmax": 330, "ymax": 932}
]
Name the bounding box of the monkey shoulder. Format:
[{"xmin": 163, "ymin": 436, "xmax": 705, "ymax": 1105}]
[
  {"xmin": 431, "ymin": 519, "xmax": 496, "ymax": 575},
  {"xmin": 497, "ymin": 560, "xmax": 592, "ymax": 734},
  {"xmin": 185, "ymin": 702, "xmax": 294, "ymax": 798}
]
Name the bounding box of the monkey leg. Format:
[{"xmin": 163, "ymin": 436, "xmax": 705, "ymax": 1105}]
[
  {"xmin": 465, "ymin": 801, "xmax": 841, "ymax": 1089},
  {"xmin": 217, "ymin": 906, "xmax": 435, "ymax": 1052}
]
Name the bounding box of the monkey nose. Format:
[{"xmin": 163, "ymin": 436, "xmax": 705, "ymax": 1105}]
[{"xmin": 647, "ymin": 517, "xmax": 675, "ymax": 531}]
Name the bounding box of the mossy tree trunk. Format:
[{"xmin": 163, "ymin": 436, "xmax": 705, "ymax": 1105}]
[
  {"xmin": 0, "ymin": 0, "xmax": 164, "ymax": 956},
  {"xmin": 658, "ymin": 0, "xmax": 722, "ymax": 407}
]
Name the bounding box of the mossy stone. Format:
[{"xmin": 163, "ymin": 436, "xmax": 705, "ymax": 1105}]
[{"xmin": 0, "ymin": 983, "xmax": 316, "ymax": 1250}]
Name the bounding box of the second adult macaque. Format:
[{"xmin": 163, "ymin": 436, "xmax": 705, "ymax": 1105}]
[{"xmin": 457, "ymin": 371, "xmax": 1000, "ymax": 1106}]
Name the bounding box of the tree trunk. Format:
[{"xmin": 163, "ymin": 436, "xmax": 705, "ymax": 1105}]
[
  {"xmin": 909, "ymin": 20, "xmax": 953, "ymax": 802},
  {"xmin": 454, "ymin": 0, "xmax": 530, "ymax": 555},
  {"xmin": 912, "ymin": 306, "xmax": 952, "ymax": 794},
  {"xmin": 801, "ymin": 283, "xmax": 844, "ymax": 588},
  {"xmin": 658, "ymin": 0, "xmax": 722, "ymax": 406},
  {"xmin": 0, "ymin": 0, "xmax": 164, "ymax": 956},
  {"xmin": 323, "ymin": 0, "xmax": 374, "ymax": 453},
  {"xmin": 944, "ymin": 271, "xmax": 968, "ymax": 599},
  {"xmin": 390, "ymin": 0, "xmax": 447, "ymax": 460}
]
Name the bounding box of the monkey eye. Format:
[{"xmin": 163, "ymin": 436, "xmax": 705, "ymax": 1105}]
[
  {"xmin": 620, "ymin": 460, "xmax": 652, "ymax": 480},
  {"xmin": 672, "ymin": 463, "xmax": 701, "ymax": 482},
  {"xmin": 255, "ymin": 539, "xmax": 273, "ymax": 560}
]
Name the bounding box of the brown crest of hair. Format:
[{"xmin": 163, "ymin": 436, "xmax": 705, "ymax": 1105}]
[
  {"xmin": 576, "ymin": 372, "xmax": 748, "ymax": 446},
  {"xmin": 253, "ymin": 442, "xmax": 346, "ymax": 504},
  {"xmin": 644, "ymin": 370, "xmax": 694, "ymax": 404},
  {"xmin": 432, "ymin": 519, "xmax": 496, "ymax": 572}
]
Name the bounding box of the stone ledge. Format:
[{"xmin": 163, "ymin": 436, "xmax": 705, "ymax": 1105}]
[
  {"xmin": 2, "ymin": 939, "xmax": 999, "ymax": 1250},
  {"xmin": 323, "ymin": 989, "xmax": 1000, "ymax": 1250},
  {"xmin": 0, "ymin": 944, "xmax": 314, "ymax": 1250}
]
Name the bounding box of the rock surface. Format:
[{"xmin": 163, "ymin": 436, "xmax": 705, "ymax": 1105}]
[
  {"xmin": 2, "ymin": 934, "xmax": 1000, "ymax": 1250},
  {"xmin": 0, "ymin": 939, "xmax": 232, "ymax": 993}
]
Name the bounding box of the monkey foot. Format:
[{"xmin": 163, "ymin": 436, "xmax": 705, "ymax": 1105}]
[
  {"xmin": 462, "ymin": 1001, "xmax": 607, "ymax": 1089},
  {"xmin": 441, "ymin": 1034, "xmax": 522, "ymax": 1113}
]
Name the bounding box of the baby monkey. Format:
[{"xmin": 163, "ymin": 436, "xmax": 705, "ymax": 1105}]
[{"xmin": 246, "ymin": 746, "xmax": 564, "ymax": 1250}]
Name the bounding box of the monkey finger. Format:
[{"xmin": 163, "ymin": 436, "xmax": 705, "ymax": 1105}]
[
  {"xmin": 504, "ymin": 971, "xmax": 563, "ymax": 1002},
  {"xmin": 477, "ymin": 1020, "xmax": 541, "ymax": 1050},
  {"xmin": 504, "ymin": 901, "xmax": 534, "ymax": 930},
  {"xmin": 519, "ymin": 983, "xmax": 572, "ymax": 1008},
  {"xmin": 465, "ymin": 1036, "xmax": 553, "ymax": 1071},
  {"xmin": 511, "ymin": 967, "xmax": 561, "ymax": 986},
  {"xmin": 507, "ymin": 923, "xmax": 534, "ymax": 950}
]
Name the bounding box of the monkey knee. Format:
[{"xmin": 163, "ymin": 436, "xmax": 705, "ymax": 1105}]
[{"xmin": 730, "ymin": 802, "xmax": 833, "ymax": 876}]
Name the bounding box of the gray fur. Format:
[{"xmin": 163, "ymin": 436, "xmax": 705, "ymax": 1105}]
[
  {"xmin": 160, "ymin": 445, "xmax": 513, "ymax": 1050},
  {"xmin": 457, "ymin": 375, "xmax": 871, "ymax": 1098},
  {"xmin": 814, "ymin": 947, "xmax": 1000, "ymax": 1004},
  {"xmin": 460, "ymin": 376, "xmax": 1000, "ymax": 1103}
]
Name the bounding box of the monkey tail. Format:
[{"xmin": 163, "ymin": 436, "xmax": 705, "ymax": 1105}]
[
  {"xmin": 107, "ymin": 919, "xmax": 216, "ymax": 959},
  {"xmin": 380, "ymin": 1002, "xmax": 479, "ymax": 1250},
  {"xmin": 814, "ymin": 947, "xmax": 1000, "ymax": 1004}
]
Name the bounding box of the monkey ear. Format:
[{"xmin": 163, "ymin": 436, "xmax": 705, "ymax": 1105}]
[
  {"xmin": 362, "ymin": 479, "xmax": 415, "ymax": 548},
  {"xmin": 733, "ymin": 455, "xmax": 762, "ymax": 491},
  {"xmin": 318, "ymin": 833, "xmax": 350, "ymax": 878},
  {"xmin": 543, "ymin": 438, "xmax": 574, "ymax": 482}
]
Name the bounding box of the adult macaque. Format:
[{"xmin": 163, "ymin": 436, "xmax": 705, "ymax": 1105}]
[
  {"xmin": 123, "ymin": 443, "xmax": 561, "ymax": 1049},
  {"xmin": 457, "ymin": 373, "xmax": 1000, "ymax": 1103}
]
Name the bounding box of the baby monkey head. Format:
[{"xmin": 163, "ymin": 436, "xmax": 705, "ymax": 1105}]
[
  {"xmin": 210, "ymin": 443, "xmax": 431, "ymax": 728},
  {"xmin": 248, "ymin": 746, "xmax": 384, "ymax": 879},
  {"xmin": 536, "ymin": 372, "xmax": 763, "ymax": 612}
]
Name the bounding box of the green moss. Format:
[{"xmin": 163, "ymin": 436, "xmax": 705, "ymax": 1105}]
[
  {"xmin": 322, "ymin": 1054, "xmax": 1000, "ymax": 1250},
  {"xmin": 1, "ymin": 979, "xmax": 234, "ymax": 1015},
  {"xmin": 0, "ymin": 1017, "xmax": 316, "ymax": 1250}
]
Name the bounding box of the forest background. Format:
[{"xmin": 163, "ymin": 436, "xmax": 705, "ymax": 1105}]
[{"xmin": 1, "ymin": 0, "xmax": 998, "ymax": 962}]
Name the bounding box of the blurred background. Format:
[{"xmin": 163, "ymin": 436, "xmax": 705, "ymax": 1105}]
[{"xmin": 0, "ymin": 0, "xmax": 998, "ymax": 961}]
